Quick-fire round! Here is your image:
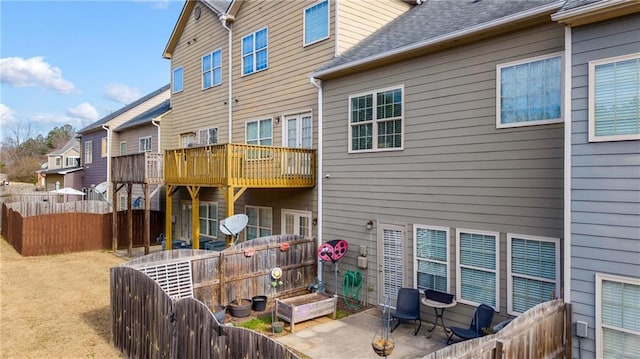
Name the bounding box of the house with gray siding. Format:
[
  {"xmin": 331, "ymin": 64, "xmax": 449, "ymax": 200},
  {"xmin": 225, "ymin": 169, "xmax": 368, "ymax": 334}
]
[
  {"xmin": 36, "ymin": 138, "xmax": 82, "ymax": 192},
  {"xmin": 553, "ymin": 1, "xmax": 640, "ymax": 358},
  {"xmin": 311, "ymin": 0, "xmax": 567, "ymax": 329}
]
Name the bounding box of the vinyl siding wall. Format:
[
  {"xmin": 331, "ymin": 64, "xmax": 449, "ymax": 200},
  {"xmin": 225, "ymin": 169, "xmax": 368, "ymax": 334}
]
[
  {"xmin": 81, "ymin": 131, "xmax": 108, "ymax": 191},
  {"xmin": 321, "ymin": 22, "xmax": 565, "ymax": 327},
  {"xmin": 569, "ymin": 13, "xmax": 640, "ymax": 359},
  {"xmin": 47, "ymin": 148, "xmax": 80, "ymax": 169}
]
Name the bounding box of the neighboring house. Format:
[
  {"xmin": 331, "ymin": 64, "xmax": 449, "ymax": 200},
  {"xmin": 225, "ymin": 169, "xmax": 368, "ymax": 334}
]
[
  {"xmin": 77, "ymin": 85, "xmax": 170, "ymax": 201},
  {"xmin": 36, "ymin": 138, "xmax": 82, "ymax": 191},
  {"xmin": 111, "ymin": 99, "xmax": 171, "ymax": 211},
  {"xmin": 312, "ymin": 0, "xmax": 568, "ymax": 328},
  {"xmin": 161, "ymin": 0, "xmax": 412, "ymax": 248},
  {"xmin": 552, "ymin": 1, "xmax": 640, "ymax": 358}
]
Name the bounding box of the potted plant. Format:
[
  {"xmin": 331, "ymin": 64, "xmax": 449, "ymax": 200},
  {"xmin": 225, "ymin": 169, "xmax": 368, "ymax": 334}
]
[{"xmin": 228, "ymin": 286, "xmax": 252, "ymax": 317}]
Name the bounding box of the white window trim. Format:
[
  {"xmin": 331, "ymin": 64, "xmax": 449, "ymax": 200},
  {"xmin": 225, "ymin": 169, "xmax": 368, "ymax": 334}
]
[
  {"xmin": 119, "ymin": 193, "xmax": 127, "ymax": 211},
  {"xmin": 595, "ymin": 273, "xmax": 640, "ymax": 358},
  {"xmin": 281, "ymin": 110, "xmax": 313, "ymax": 148},
  {"xmin": 197, "ymin": 127, "xmax": 218, "ymax": 145},
  {"xmin": 55, "ymin": 157, "xmax": 62, "ymax": 167},
  {"xmin": 506, "ymin": 233, "xmax": 560, "ymax": 316},
  {"xmin": 348, "ymin": 85, "xmax": 405, "ymax": 153},
  {"xmin": 199, "ymin": 201, "xmax": 218, "ymax": 239},
  {"xmin": 120, "ymin": 141, "xmax": 127, "ymax": 155},
  {"xmin": 413, "ymin": 224, "xmax": 450, "ymax": 293},
  {"xmin": 496, "ymin": 52, "xmax": 564, "ymax": 129},
  {"xmin": 303, "ymin": 0, "xmax": 330, "ymax": 47},
  {"xmin": 84, "ymin": 140, "xmax": 93, "ymax": 164},
  {"xmin": 202, "ymin": 49, "xmax": 222, "ymax": 90},
  {"xmin": 456, "ymin": 228, "xmax": 500, "ymax": 311},
  {"xmin": 245, "ymin": 205, "xmax": 273, "ymax": 241},
  {"xmin": 65, "ymin": 156, "xmax": 79, "ymax": 167},
  {"xmin": 241, "ymin": 27, "xmax": 269, "ymax": 76},
  {"xmin": 588, "ymin": 52, "xmax": 640, "ymax": 142},
  {"xmin": 245, "ymin": 118, "xmax": 273, "ymax": 145},
  {"xmin": 172, "ymin": 66, "xmax": 184, "ymax": 94},
  {"xmin": 139, "ymin": 136, "xmax": 152, "ymax": 152},
  {"xmin": 281, "ymin": 209, "xmax": 313, "ymax": 237}
]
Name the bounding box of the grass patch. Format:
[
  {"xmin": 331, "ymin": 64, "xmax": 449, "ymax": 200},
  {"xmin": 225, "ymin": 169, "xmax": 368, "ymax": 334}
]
[
  {"xmin": 335, "ymin": 309, "xmax": 350, "ymax": 320},
  {"xmin": 237, "ymin": 315, "xmax": 273, "ymax": 332}
]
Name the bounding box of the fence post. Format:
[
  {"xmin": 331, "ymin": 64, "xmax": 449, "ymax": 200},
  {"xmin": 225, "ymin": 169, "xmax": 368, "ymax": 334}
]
[
  {"xmin": 565, "ymin": 303, "xmax": 572, "ymax": 359},
  {"xmin": 493, "ymin": 340, "xmax": 503, "ymax": 359}
]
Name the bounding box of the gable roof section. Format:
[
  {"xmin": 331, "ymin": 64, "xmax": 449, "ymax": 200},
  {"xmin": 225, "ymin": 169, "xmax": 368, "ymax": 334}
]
[
  {"xmin": 47, "ymin": 138, "xmax": 80, "ymax": 157},
  {"xmin": 114, "ymin": 99, "xmax": 171, "ymax": 132},
  {"xmin": 77, "ymin": 84, "xmax": 170, "ymax": 134},
  {"xmin": 552, "ymin": 0, "xmax": 640, "ymax": 26},
  {"xmin": 312, "ymin": 0, "xmax": 563, "ymax": 80}
]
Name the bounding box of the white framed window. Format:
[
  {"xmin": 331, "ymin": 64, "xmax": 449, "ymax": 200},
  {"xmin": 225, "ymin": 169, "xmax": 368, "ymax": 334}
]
[
  {"xmin": 198, "ymin": 127, "xmax": 218, "ymax": 145},
  {"xmin": 246, "ymin": 119, "xmax": 272, "ymax": 146},
  {"xmin": 414, "ymin": 225, "xmax": 449, "ymax": 293},
  {"xmin": 120, "ymin": 141, "xmax": 127, "ymax": 155},
  {"xmin": 596, "ymin": 273, "xmax": 640, "ymax": 358},
  {"xmin": 65, "ymin": 156, "xmax": 79, "ymax": 167},
  {"xmin": 507, "ymin": 234, "xmax": 560, "ymax": 316},
  {"xmin": 84, "ymin": 140, "xmax": 92, "ymax": 164},
  {"xmin": 349, "ymin": 86, "xmax": 403, "ymax": 152},
  {"xmin": 284, "ymin": 112, "xmax": 313, "ymax": 148},
  {"xmin": 245, "ymin": 205, "xmax": 272, "ymax": 240},
  {"xmin": 118, "ymin": 194, "xmax": 127, "ymax": 211},
  {"xmin": 589, "ymin": 53, "xmax": 640, "ymax": 142},
  {"xmin": 202, "ymin": 49, "xmax": 222, "ymax": 89},
  {"xmin": 456, "ymin": 229, "xmax": 500, "ymax": 310},
  {"xmin": 303, "ymin": 0, "xmax": 329, "ymax": 46},
  {"xmin": 139, "ymin": 136, "xmax": 152, "ymax": 152},
  {"xmin": 242, "ymin": 27, "xmax": 268, "ymax": 76},
  {"xmin": 55, "ymin": 157, "xmax": 62, "ymax": 167},
  {"xmin": 199, "ymin": 202, "xmax": 218, "ymax": 239},
  {"xmin": 496, "ymin": 53, "xmax": 563, "ymax": 128},
  {"xmin": 180, "ymin": 132, "xmax": 195, "ymax": 148},
  {"xmin": 281, "ymin": 209, "xmax": 312, "ymax": 237},
  {"xmin": 172, "ymin": 66, "xmax": 183, "ymax": 93}
]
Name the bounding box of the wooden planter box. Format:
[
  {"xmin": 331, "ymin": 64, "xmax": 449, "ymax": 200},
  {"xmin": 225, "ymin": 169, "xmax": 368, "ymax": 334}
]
[{"xmin": 275, "ymin": 292, "xmax": 337, "ymax": 332}]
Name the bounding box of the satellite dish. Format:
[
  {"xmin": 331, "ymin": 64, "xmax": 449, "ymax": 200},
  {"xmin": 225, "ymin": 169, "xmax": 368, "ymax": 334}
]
[
  {"xmin": 220, "ymin": 214, "xmax": 248, "ymax": 244},
  {"xmin": 94, "ymin": 181, "xmax": 108, "ymax": 194}
]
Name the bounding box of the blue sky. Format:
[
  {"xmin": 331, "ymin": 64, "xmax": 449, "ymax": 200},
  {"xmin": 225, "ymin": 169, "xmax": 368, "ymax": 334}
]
[{"xmin": 0, "ymin": 0, "xmax": 184, "ymax": 137}]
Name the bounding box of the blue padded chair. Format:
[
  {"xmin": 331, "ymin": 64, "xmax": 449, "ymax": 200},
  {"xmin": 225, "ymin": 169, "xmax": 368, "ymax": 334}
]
[
  {"xmin": 447, "ymin": 304, "xmax": 495, "ymax": 344},
  {"xmin": 391, "ymin": 288, "xmax": 422, "ymax": 336}
]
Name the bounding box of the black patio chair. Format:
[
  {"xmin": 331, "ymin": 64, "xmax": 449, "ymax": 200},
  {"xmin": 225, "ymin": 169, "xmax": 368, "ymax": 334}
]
[
  {"xmin": 447, "ymin": 303, "xmax": 495, "ymax": 344},
  {"xmin": 391, "ymin": 287, "xmax": 422, "ymax": 336}
]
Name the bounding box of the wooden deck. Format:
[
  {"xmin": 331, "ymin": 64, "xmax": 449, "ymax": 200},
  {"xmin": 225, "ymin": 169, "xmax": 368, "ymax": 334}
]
[{"xmin": 112, "ymin": 152, "xmax": 163, "ymax": 184}]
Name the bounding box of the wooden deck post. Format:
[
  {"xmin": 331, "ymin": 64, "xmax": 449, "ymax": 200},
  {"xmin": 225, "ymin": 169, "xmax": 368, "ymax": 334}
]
[
  {"xmin": 225, "ymin": 185, "xmax": 234, "ymax": 246},
  {"xmin": 144, "ymin": 183, "xmax": 150, "ymax": 255},
  {"xmin": 111, "ymin": 182, "xmax": 117, "ymax": 253},
  {"xmin": 187, "ymin": 185, "xmax": 201, "ymax": 249},
  {"xmin": 127, "ymin": 183, "xmax": 133, "ymax": 257},
  {"xmin": 165, "ymin": 184, "xmax": 174, "ymax": 250}
]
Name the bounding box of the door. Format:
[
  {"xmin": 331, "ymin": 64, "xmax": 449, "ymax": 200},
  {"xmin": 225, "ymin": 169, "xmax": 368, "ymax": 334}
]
[
  {"xmin": 281, "ymin": 209, "xmax": 312, "ymax": 237},
  {"xmin": 283, "ymin": 113, "xmax": 313, "ymax": 176},
  {"xmin": 377, "ymin": 223, "xmax": 406, "ymax": 306}
]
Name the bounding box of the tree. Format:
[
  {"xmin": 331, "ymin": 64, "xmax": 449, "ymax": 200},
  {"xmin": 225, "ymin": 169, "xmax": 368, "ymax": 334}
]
[{"xmin": 46, "ymin": 124, "xmax": 75, "ymax": 150}]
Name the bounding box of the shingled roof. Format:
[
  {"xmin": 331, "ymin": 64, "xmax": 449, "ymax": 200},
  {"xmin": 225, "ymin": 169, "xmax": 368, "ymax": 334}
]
[{"xmin": 114, "ymin": 99, "xmax": 170, "ymax": 132}]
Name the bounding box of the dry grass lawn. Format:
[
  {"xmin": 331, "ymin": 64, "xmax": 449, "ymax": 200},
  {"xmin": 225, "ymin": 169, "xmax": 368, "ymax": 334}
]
[{"xmin": 0, "ymin": 237, "xmax": 126, "ymax": 358}]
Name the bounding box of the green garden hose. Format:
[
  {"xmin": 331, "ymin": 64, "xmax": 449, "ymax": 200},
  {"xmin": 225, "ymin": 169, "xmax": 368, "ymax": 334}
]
[{"xmin": 342, "ymin": 269, "xmax": 363, "ymax": 309}]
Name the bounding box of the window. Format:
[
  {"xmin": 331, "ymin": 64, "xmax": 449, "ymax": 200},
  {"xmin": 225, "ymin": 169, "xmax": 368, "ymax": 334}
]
[
  {"xmin": 139, "ymin": 136, "xmax": 152, "ymax": 152},
  {"xmin": 120, "ymin": 141, "xmax": 127, "ymax": 155},
  {"xmin": 172, "ymin": 66, "xmax": 183, "ymax": 93},
  {"xmin": 245, "ymin": 205, "xmax": 272, "ymax": 240},
  {"xmin": 349, "ymin": 86, "xmax": 403, "ymax": 152},
  {"xmin": 55, "ymin": 157, "xmax": 61, "ymax": 167},
  {"xmin": 282, "ymin": 209, "xmax": 312, "ymax": 237},
  {"xmin": 101, "ymin": 137, "xmax": 107, "ymax": 157},
  {"xmin": 118, "ymin": 194, "xmax": 127, "ymax": 211},
  {"xmin": 181, "ymin": 132, "xmax": 195, "ymax": 148},
  {"xmin": 246, "ymin": 119, "xmax": 272, "ymax": 146},
  {"xmin": 596, "ymin": 273, "xmax": 640, "ymax": 358},
  {"xmin": 198, "ymin": 128, "xmax": 218, "ymax": 145},
  {"xmin": 304, "ymin": 0, "xmax": 329, "ymax": 46},
  {"xmin": 242, "ymin": 28, "xmax": 268, "ymax": 76},
  {"xmin": 507, "ymin": 234, "xmax": 559, "ymax": 315},
  {"xmin": 497, "ymin": 53, "xmax": 563, "ymax": 128},
  {"xmin": 285, "ymin": 113, "xmax": 313, "ymax": 148},
  {"xmin": 199, "ymin": 202, "xmax": 218, "ymax": 239},
  {"xmin": 414, "ymin": 225, "xmax": 449, "ymax": 293},
  {"xmin": 456, "ymin": 229, "xmax": 499, "ymax": 310},
  {"xmin": 65, "ymin": 156, "xmax": 79, "ymax": 167},
  {"xmin": 84, "ymin": 140, "xmax": 92, "ymax": 164},
  {"xmin": 589, "ymin": 53, "xmax": 640, "ymax": 142},
  {"xmin": 202, "ymin": 49, "xmax": 222, "ymax": 89}
]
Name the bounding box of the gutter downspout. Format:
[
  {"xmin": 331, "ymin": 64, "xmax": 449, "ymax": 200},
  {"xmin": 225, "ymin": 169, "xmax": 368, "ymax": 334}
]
[
  {"xmin": 334, "ymin": 0, "xmax": 340, "ymax": 57},
  {"xmin": 220, "ymin": 14, "xmax": 234, "ymax": 143},
  {"xmin": 563, "ymin": 25, "xmax": 572, "ymax": 304},
  {"xmin": 101, "ymin": 125, "xmax": 111, "ymax": 202},
  {"xmin": 152, "ymin": 118, "xmax": 161, "ymax": 149},
  {"xmin": 310, "ymin": 77, "xmax": 324, "ymax": 291}
]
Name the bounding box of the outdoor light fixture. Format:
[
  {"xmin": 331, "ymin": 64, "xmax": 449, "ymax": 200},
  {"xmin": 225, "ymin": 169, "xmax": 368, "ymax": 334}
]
[{"xmin": 366, "ymin": 220, "xmax": 374, "ymax": 230}]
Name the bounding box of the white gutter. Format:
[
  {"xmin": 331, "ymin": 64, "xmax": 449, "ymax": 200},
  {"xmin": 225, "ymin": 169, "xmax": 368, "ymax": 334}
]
[
  {"xmin": 101, "ymin": 125, "xmax": 111, "ymax": 202},
  {"xmin": 310, "ymin": 76, "xmax": 324, "ymax": 288},
  {"xmin": 563, "ymin": 25, "xmax": 572, "ymax": 304},
  {"xmin": 334, "ymin": 0, "xmax": 340, "ymax": 57},
  {"xmin": 551, "ymin": 0, "xmax": 632, "ymax": 21},
  {"xmin": 312, "ymin": 1, "xmax": 564, "ymax": 79},
  {"xmin": 220, "ymin": 14, "xmax": 234, "ymax": 143},
  {"xmin": 152, "ymin": 118, "xmax": 161, "ymax": 151}
]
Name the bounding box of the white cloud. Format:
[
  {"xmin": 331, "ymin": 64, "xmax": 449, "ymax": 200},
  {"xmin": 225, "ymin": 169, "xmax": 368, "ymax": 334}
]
[
  {"xmin": 0, "ymin": 103, "xmax": 16, "ymax": 128},
  {"xmin": 0, "ymin": 56, "xmax": 75, "ymax": 94},
  {"xmin": 31, "ymin": 113, "xmax": 89, "ymax": 130},
  {"xmin": 104, "ymin": 83, "xmax": 142, "ymax": 104},
  {"xmin": 66, "ymin": 102, "xmax": 99, "ymax": 121}
]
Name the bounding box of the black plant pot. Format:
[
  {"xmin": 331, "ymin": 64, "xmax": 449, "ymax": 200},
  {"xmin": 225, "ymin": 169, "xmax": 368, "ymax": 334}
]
[
  {"xmin": 228, "ymin": 299, "xmax": 252, "ymax": 317},
  {"xmin": 252, "ymin": 295, "xmax": 267, "ymax": 311}
]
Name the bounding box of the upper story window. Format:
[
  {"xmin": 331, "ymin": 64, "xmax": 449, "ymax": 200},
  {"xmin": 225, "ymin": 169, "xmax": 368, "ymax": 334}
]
[
  {"xmin": 304, "ymin": 0, "xmax": 329, "ymax": 46},
  {"xmin": 242, "ymin": 28, "xmax": 268, "ymax": 76},
  {"xmin": 171, "ymin": 66, "xmax": 184, "ymax": 93},
  {"xmin": 120, "ymin": 141, "xmax": 127, "ymax": 155},
  {"xmin": 139, "ymin": 136, "xmax": 152, "ymax": 152},
  {"xmin": 596, "ymin": 273, "xmax": 640, "ymax": 358},
  {"xmin": 198, "ymin": 127, "xmax": 218, "ymax": 145},
  {"xmin": 246, "ymin": 119, "xmax": 272, "ymax": 146},
  {"xmin": 181, "ymin": 132, "xmax": 195, "ymax": 148},
  {"xmin": 202, "ymin": 49, "xmax": 222, "ymax": 89},
  {"xmin": 84, "ymin": 140, "xmax": 92, "ymax": 164},
  {"xmin": 349, "ymin": 86, "xmax": 403, "ymax": 152},
  {"xmin": 414, "ymin": 225, "xmax": 449, "ymax": 293},
  {"xmin": 496, "ymin": 53, "xmax": 563, "ymax": 128},
  {"xmin": 589, "ymin": 53, "xmax": 640, "ymax": 142},
  {"xmin": 55, "ymin": 157, "xmax": 62, "ymax": 167},
  {"xmin": 65, "ymin": 156, "xmax": 79, "ymax": 167},
  {"xmin": 172, "ymin": 66, "xmax": 184, "ymax": 93},
  {"xmin": 456, "ymin": 229, "xmax": 500, "ymax": 310}
]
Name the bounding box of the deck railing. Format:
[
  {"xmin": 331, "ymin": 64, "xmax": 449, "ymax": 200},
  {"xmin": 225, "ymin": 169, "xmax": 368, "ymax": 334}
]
[
  {"xmin": 112, "ymin": 152, "xmax": 164, "ymax": 184},
  {"xmin": 164, "ymin": 144, "xmax": 316, "ymax": 188}
]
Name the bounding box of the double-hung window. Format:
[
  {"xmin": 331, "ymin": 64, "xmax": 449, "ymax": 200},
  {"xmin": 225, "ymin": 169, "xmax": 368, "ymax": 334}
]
[
  {"xmin": 65, "ymin": 156, "xmax": 79, "ymax": 167},
  {"xmin": 456, "ymin": 229, "xmax": 499, "ymax": 310},
  {"xmin": 139, "ymin": 136, "xmax": 152, "ymax": 152},
  {"xmin": 55, "ymin": 157, "xmax": 62, "ymax": 167},
  {"xmin": 589, "ymin": 53, "xmax": 640, "ymax": 142},
  {"xmin": 496, "ymin": 53, "xmax": 563, "ymax": 128},
  {"xmin": 596, "ymin": 273, "xmax": 640, "ymax": 358},
  {"xmin": 246, "ymin": 119, "xmax": 272, "ymax": 146},
  {"xmin": 172, "ymin": 66, "xmax": 184, "ymax": 93},
  {"xmin": 245, "ymin": 205, "xmax": 272, "ymax": 240},
  {"xmin": 198, "ymin": 128, "xmax": 218, "ymax": 145},
  {"xmin": 202, "ymin": 49, "xmax": 222, "ymax": 89},
  {"xmin": 349, "ymin": 86, "xmax": 403, "ymax": 152},
  {"xmin": 242, "ymin": 28, "xmax": 268, "ymax": 76},
  {"xmin": 84, "ymin": 140, "xmax": 92, "ymax": 164},
  {"xmin": 181, "ymin": 132, "xmax": 195, "ymax": 148},
  {"xmin": 199, "ymin": 202, "xmax": 218, "ymax": 239},
  {"xmin": 414, "ymin": 225, "xmax": 449, "ymax": 293},
  {"xmin": 304, "ymin": 0, "xmax": 329, "ymax": 46},
  {"xmin": 120, "ymin": 141, "xmax": 127, "ymax": 155},
  {"xmin": 507, "ymin": 234, "xmax": 560, "ymax": 315}
]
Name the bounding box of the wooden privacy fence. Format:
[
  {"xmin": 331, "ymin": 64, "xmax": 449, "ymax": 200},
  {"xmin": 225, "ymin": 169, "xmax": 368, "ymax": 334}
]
[{"xmin": 425, "ymin": 299, "xmax": 571, "ymax": 359}]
